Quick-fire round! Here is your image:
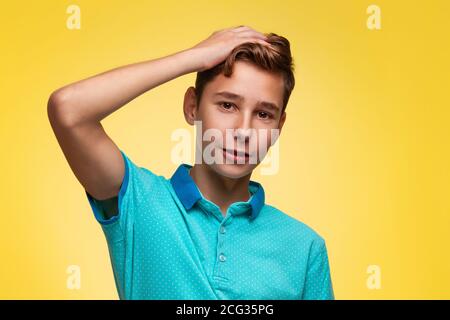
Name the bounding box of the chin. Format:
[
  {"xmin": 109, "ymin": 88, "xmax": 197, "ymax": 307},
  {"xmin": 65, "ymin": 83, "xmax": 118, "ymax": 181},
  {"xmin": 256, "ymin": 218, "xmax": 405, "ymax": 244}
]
[{"xmin": 208, "ymin": 162, "xmax": 257, "ymax": 179}]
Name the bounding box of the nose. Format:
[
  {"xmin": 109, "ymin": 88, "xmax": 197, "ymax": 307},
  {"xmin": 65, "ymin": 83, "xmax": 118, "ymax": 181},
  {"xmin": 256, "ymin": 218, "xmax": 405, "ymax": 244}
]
[{"xmin": 234, "ymin": 111, "xmax": 253, "ymax": 144}]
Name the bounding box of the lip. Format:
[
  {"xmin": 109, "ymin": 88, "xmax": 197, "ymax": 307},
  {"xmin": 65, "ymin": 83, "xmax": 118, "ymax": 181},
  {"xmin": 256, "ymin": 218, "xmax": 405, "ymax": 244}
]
[
  {"xmin": 223, "ymin": 148, "xmax": 249, "ymax": 157},
  {"xmin": 222, "ymin": 148, "xmax": 249, "ymax": 163}
]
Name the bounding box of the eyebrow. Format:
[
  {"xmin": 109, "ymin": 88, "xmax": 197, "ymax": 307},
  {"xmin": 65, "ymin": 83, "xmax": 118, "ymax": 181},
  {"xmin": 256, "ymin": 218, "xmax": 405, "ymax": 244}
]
[{"xmin": 213, "ymin": 91, "xmax": 280, "ymax": 112}]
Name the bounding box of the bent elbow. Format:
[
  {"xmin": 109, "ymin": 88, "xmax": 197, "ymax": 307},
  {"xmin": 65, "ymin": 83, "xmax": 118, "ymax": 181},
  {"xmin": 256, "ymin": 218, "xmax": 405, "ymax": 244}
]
[{"xmin": 47, "ymin": 88, "xmax": 77, "ymax": 127}]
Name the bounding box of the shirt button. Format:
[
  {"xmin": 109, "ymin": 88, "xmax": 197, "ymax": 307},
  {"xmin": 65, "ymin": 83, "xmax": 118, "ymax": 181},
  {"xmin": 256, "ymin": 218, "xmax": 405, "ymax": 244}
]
[
  {"xmin": 219, "ymin": 254, "xmax": 226, "ymax": 262},
  {"xmin": 219, "ymin": 226, "xmax": 226, "ymax": 234}
]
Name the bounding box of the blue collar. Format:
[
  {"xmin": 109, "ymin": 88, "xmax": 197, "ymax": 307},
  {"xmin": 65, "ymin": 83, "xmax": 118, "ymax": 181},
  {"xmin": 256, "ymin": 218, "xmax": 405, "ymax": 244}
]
[{"xmin": 170, "ymin": 164, "xmax": 265, "ymax": 220}]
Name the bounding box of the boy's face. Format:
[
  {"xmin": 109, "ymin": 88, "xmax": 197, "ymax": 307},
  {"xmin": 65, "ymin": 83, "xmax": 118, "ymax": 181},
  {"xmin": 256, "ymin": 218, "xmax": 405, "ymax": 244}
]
[{"xmin": 184, "ymin": 61, "xmax": 287, "ymax": 179}]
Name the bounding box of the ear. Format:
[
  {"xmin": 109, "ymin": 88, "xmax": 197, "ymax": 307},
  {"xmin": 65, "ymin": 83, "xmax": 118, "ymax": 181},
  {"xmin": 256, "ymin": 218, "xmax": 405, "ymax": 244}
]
[{"xmin": 183, "ymin": 86, "xmax": 198, "ymax": 126}]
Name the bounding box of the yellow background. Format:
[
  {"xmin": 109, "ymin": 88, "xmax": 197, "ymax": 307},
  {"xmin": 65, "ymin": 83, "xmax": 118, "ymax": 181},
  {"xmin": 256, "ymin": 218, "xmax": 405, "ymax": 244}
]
[{"xmin": 0, "ymin": 0, "xmax": 449, "ymax": 299}]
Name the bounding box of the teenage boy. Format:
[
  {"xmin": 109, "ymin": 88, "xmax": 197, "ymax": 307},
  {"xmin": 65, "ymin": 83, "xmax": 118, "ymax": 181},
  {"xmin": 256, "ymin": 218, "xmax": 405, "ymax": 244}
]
[{"xmin": 48, "ymin": 25, "xmax": 334, "ymax": 300}]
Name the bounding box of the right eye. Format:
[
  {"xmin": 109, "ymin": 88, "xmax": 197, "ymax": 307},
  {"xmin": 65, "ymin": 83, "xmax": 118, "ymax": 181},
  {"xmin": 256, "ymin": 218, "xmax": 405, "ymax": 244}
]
[{"xmin": 218, "ymin": 102, "xmax": 235, "ymax": 110}]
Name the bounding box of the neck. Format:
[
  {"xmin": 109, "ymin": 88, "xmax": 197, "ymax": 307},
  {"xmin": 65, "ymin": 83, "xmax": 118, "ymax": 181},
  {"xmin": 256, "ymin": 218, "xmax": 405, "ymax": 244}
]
[{"xmin": 189, "ymin": 163, "xmax": 251, "ymax": 216}]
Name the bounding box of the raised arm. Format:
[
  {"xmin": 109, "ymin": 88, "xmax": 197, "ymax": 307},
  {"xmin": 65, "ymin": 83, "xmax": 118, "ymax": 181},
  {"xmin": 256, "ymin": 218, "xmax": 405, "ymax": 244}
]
[
  {"xmin": 47, "ymin": 48, "xmax": 202, "ymax": 202},
  {"xmin": 47, "ymin": 26, "xmax": 269, "ymax": 204}
]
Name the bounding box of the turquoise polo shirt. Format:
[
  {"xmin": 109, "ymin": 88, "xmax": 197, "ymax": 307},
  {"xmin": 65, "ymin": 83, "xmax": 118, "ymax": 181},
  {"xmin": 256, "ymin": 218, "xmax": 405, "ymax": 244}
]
[{"xmin": 85, "ymin": 149, "xmax": 335, "ymax": 300}]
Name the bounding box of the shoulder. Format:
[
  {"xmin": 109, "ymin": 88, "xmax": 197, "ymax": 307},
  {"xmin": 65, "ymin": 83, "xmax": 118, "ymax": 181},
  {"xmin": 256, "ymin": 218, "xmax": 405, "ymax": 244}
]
[
  {"xmin": 116, "ymin": 151, "xmax": 175, "ymax": 206},
  {"xmin": 259, "ymin": 204, "xmax": 326, "ymax": 246},
  {"xmin": 120, "ymin": 150, "xmax": 167, "ymax": 184}
]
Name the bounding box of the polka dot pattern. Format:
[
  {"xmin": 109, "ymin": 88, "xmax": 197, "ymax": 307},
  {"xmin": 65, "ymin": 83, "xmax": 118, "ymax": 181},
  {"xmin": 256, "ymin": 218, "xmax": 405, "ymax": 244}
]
[{"xmin": 85, "ymin": 149, "xmax": 335, "ymax": 300}]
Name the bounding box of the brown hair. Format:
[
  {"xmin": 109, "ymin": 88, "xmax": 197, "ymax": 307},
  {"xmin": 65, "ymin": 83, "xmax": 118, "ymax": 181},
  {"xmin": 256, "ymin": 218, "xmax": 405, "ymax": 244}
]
[{"xmin": 194, "ymin": 32, "xmax": 295, "ymax": 114}]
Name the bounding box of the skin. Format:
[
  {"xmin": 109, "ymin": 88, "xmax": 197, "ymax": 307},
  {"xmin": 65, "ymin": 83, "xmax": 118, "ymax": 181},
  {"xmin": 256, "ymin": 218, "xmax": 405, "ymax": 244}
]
[
  {"xmin": 47, "ymin": 25, "xmax": 285, "ymax": 218},
  {"xmin": 184, "ymin": 61, "xmax": 286, "ymax": 215}
]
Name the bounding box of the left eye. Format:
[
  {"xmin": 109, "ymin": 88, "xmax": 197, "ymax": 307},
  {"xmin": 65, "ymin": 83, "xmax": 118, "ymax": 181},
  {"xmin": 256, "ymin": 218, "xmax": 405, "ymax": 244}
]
[
  {"xmin": 219, "ymin": 102, "xmax": 235, "ymax": 110},
  {"xmin": 258, "ymin": 111, "xmax": 272, "ymax": 119}
]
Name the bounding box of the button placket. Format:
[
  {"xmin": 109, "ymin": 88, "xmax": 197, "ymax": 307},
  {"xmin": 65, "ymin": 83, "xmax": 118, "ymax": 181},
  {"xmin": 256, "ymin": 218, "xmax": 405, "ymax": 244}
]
[
  {"xmin": 217, "ymin": 222, "xmax": 226, "ymax": 248},
  {"xmin": 218, "ymin": 253, "xmax": 226, "ymax": 262},
  {"xmin": 214, "ymin": 218, "xmax": 230, "ymax": 281}
]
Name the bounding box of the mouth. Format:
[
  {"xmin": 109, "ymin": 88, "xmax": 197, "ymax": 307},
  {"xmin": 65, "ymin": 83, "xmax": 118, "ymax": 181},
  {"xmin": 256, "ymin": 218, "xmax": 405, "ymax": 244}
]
[{"xmin": 222, "ymin": 147, "xmax": 250, "ymax": 163}]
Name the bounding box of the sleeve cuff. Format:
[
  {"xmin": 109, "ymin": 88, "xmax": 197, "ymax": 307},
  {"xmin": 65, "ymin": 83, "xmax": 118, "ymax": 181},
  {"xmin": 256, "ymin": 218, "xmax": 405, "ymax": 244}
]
[{"xmin": 85, "ymin": 149, "xmax": 130, "ymax": 225}]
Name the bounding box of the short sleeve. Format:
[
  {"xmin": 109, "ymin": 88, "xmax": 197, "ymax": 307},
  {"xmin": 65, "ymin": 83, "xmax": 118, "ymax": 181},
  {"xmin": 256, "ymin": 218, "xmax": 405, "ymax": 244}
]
[
  {"xmin": 302, "ymin": 238, "xmax": 335, "ymax": 300},
  {"xmin": 85, "ymin": 149, "xmax": 138, "ymax": 234}
]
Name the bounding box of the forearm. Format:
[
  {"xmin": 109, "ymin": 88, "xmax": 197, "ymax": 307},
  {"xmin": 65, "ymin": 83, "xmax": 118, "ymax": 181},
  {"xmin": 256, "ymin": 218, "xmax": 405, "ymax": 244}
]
[{"xmin": 48, "ymin": 48, "xmax": 203, "ymax": 126}]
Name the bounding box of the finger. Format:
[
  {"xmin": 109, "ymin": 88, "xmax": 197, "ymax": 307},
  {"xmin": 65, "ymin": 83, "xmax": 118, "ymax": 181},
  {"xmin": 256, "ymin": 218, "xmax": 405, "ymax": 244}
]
[
  {"xmin": 220, "ymin": 25, "xmax": 245, "ymax": 33},
  {"xmin": 231, "ymin": 25, "xmax": 251, "ymax": 32},
  {"xmin": 239, "ymin": 37, "xmax": 271, "ymax": 47},
  {"xmin": 236, "ymin": 30, "xmax": 268, "ymax": 40}
]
